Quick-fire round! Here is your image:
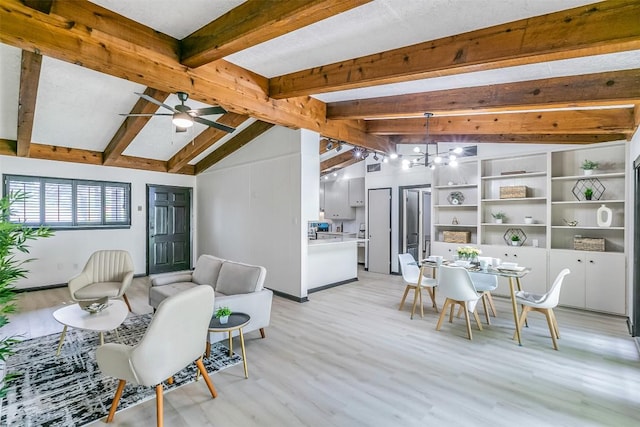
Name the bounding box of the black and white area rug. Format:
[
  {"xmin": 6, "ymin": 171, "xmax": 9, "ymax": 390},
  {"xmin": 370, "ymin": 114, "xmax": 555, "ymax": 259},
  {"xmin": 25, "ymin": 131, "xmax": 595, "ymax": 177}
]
[{"xmin": 1, "ymin": 313, "xmax": 242, "ymax": 426}]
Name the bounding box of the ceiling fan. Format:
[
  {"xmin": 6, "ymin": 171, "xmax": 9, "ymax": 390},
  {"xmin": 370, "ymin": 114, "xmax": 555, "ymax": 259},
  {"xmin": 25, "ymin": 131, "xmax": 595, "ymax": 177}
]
[{"xmin": 120, "ymin": 91, "xmax": 235, "ymax": 133}]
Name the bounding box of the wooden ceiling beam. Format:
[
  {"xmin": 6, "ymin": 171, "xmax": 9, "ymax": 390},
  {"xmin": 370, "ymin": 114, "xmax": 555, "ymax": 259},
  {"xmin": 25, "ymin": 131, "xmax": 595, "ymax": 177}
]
[
  {"xmin": 270, "ymin": 0, "xmax": 640, "ymax": 98},
  {"xmin": 367, "ymin": 108, "xmax": 636, "ymax": 135},
  {"xmin": 195, "ymin": 120, "xmax": 275, "ymax": 173},
  {"xmin": 2, "ymin": 0, "xmax": 389, "ymax": 154},
  {"xmin": 17, "ymin": 50, "xmax": 42, "ymax": 157},
  {"xmin": 327, "ymin": 69, "xmax": 640, "ymax": 119},
  {"xmin": 390, "ymin": 134, "xmax": 628, "ymax": 145},
  {"xmin": 181, "ymin": 0, "xmax": 371, "ymax": 68},
  {"xmin": 167, "ymin": 113, "xmax": 248, "ymax": 173},
  {"xmin": 23, "ymin": 0, "xmax": 53, "ymax": 14},
  {"xmin": 103, "ymin": 87, "xmax": 170, "ymax": 166},
  {"xmin": 320, "ymin": 150, "xmax": 354, "ymax": 171}
]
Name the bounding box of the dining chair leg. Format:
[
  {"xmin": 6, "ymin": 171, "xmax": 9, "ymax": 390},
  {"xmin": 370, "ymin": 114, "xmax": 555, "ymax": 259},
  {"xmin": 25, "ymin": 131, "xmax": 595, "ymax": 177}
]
[
  {"xmin": 472, "ymin": 309, "xmax": 483, "ymax": 331},
  {"xmin": 259, "ymin": 328, "xmax": 266, "ymax": 339},
  {"xmin": 543, "ymin": 309, "xmax": 559, "ymax": 350},
  {"xmin": 549, "ymin": 309, "xmax": 560, "ymax": 339},
  {"xmin": 106, "ymin": 379, "xmax": 126, "ymax": 423},
  {"xmin": 436, "ymin": 299, "xmax": 451, "ymax": 331},
  {"xmin": 481, "ymin": 294, "xmax": 491, "ymax": 325},
  {"xmin": 486, "ymin": 292, "xmax": 497, "ymax": 317},
  {"xmin": 449, "ymin": 302, "xmax": 456, "ymax": 323},
  {"xmin": 514, "ymin": 306, "xmax": 531, "ymax": 340},
  {"xmin": 430, "ymin": 287, "xmax": 438, "ymax": 312},
  {"xmin": 167, "ymin": 376, "xmax": 174, "ymax": 385},
  {"xmin": 156, "ymin": 384, "xmax": 164, "ymax": 427},
  {"xmin": 399, "ymin": 285, "xmax": 411, "ymax": 311},
  {"xmin": 462, "ymin": 302, "xmax": 473, "ymax": 340},
  {"xmin": 196, "ymin": 357, "xmax": 218, "ymax": 398},
  {"xmin": 418, "ymin": 287, "xmax": 424, "ymax": 318}
]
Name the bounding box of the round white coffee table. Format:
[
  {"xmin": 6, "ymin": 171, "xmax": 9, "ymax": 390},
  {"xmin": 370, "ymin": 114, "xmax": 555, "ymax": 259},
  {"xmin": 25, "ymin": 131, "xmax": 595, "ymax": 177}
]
[{"xmin": 53, "ymin": 300, "xmax": 128, "ymax": 356}]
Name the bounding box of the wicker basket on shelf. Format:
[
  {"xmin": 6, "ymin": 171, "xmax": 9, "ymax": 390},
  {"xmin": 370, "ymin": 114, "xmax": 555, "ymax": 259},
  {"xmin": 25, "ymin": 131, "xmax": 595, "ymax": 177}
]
[
  {"xmin": 573, "ymin": 237, "xmax": 605, "ymax": 251},
  {"xmin": 443, "ymin": 231, "xmax": 471, "ymax": 243},
  {"xmin": 500, "ymin": 186, "xmax": 527, "ymax": 199}
]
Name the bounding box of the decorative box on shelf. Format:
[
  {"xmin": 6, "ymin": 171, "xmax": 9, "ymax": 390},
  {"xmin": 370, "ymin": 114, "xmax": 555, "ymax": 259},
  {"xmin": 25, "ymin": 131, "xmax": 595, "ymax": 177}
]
[
  {"xmin": 500, "ymin": 186, "xmax": 527, "ymax": 199},
  {"xmin": 443, "ymin": 231, "xmax": 471, "ymax": 243},
  {"xmin": 573, "ymin": 237, "xmax": 605, "ymax": 252}
]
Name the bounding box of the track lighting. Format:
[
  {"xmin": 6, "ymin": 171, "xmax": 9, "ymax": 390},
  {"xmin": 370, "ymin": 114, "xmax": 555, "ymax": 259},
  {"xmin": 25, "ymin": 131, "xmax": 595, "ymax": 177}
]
[
  {"xmin": 326, "ymin": 141, "xmax": 334, "ymax": 151},
  {"xmin": 373, "ymin": 153, "xmax": 379, "ymax": 161},
  {"xmin": 335, "ymin": 142, "xmax": 342, "ymax": 152}
]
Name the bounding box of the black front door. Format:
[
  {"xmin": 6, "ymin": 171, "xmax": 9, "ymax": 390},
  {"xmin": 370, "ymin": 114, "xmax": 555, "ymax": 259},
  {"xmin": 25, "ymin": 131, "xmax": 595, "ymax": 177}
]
[{"xmin": 147, "ymin": 185, "xmax": 191, "ymax": 275}]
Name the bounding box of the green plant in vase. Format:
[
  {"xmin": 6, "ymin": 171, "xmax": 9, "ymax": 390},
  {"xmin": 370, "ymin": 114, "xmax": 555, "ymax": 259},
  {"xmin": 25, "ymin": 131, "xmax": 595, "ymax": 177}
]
[
  {"xmin": 581, "ymin": 159, "xmax": 599, "ymax": 175},
  {"xmin": 0, "ymin": 191, "xmax": 53, "ymax": 397},
  {"xmin": 510, "ymin": 235, "xmax": 521, "ymax": 246},
  {"xmin": 215, "ymin": 306, "xmax": 232, "ymax": 324},
  {"xmin": 491, "ymin": 211, "xmax": 506, "ymax": 224},
  {"xmin": 584, "ymin": 187, "xmax": 593, "ymax": 200}
]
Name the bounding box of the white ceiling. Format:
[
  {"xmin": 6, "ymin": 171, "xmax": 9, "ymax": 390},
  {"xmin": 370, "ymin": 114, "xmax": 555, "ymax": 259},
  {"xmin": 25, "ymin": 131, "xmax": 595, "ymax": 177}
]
[{"xmin": 0, "ymin": 0, "xmax": 637, "ymax": 165}]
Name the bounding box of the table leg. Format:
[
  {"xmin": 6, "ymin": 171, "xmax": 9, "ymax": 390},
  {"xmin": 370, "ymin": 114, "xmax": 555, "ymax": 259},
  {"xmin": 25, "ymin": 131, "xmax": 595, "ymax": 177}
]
[
  {"xmin": 509, "ymin": 277, "xmax": 522, "ymax": 346},
  {"xmin": 228, "ymin": 331, "xmax": 233, "ymax": 357},
  {"xmin": 56, "ymin": 325, "xmax": 68, "ymax": 356},
  {"xmin": 516, "ymin": 277, "xmax": 528, "ymax": 328},
  {"xmin": 205, "ymin": 341, "xmax": 211, "ymax": 358},
  {"xmin": 239, "ymin": 328, "xmax": 248, "ymax": 379},
  {"xmin": 100, "ymin": 331, "xmax": 104, "ymax": 345}
]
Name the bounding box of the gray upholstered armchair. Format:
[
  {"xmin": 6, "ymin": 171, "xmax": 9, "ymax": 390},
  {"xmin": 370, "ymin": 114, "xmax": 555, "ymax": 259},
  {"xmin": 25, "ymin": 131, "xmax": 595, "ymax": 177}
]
[
  {"xmin": 96, "ymin": 285, "xmax": 218, "ymax": 426},
  {"xmin": 68, "ymin": 250, "xmax": 135, "ymax": 311}
]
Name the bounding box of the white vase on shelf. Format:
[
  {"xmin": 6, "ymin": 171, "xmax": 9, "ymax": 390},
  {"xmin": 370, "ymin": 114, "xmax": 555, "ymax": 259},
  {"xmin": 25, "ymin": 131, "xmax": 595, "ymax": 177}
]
[
  {"xmin": 583, "ymin": 169, "xmax": 593, "ymax": 176},
  {"xmin": 596, "ymin": 204, "xmax": 612, "ymax": 228}
]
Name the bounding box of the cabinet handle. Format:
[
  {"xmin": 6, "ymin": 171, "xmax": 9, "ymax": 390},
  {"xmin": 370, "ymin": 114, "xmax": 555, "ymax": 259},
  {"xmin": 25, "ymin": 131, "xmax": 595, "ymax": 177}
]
[
  {"xmin": 577, "ymin": 259, "xmax": 582, "ymax": 263},
  {"xmin": 504, "ymin": 253, "xmax": 508, "ymax": 257},
  {"xmin": 589, "ymin": 260, "xmax": 594, "ymax": 264},
  {"xmin": 513, "ymin": 254, "xmax": 518, "ymax": 258}
]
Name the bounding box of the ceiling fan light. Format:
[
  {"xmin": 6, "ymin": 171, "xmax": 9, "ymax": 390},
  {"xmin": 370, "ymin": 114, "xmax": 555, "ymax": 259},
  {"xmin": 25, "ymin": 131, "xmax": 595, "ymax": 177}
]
[
  {"xmin": 172, "ymin": 112, "xmax": 193, "ymax": 128},
  {"xmin": 413, "ymin": 146, "xmax": 421, "ymax": 153}
]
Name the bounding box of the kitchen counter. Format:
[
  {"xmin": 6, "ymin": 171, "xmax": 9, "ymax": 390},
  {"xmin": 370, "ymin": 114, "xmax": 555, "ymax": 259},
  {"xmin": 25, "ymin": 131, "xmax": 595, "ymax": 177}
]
[{"xmin": 307, "ymin": 238, "xmax": 367, "ymax": 292}]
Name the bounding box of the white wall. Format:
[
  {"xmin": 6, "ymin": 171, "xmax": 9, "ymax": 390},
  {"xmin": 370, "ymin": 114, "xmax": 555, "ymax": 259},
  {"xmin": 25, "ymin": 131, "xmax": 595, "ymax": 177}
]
[
  {"xmin": 0, "ymin": 156, "xmax": 196, "ymax": 288},
  {"xmin": 196, "ymin": 126, "xmax": 319, "ymax": 299}
]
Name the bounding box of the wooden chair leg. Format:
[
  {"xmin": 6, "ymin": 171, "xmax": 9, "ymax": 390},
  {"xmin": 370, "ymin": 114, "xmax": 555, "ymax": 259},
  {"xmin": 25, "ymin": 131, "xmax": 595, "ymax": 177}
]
[
  {"xmin": 449, "ymin": 302, "xmax": 456, "ymax": 323},
  {"xmin": 436, "ymin": 299, "xmax": 451, "ymax": 331},
  {"xmin": 462, "ymin": 302, "xmax": 473, "ymax": 340},
  {"xmin": 543, "ymin": 309, "xmax": 559, "ymax": 350},
  {"xmin": 398, "ymin": 285, "xmax": 411, "ymax": 311},
  {"xmin": 481, "ymin": 294, "xmax": 491, "ymax": 325},
  {"xmin": 196, "ymin": 357, "xmax": 218, "ymax": 398},
  {"xmin": 122, "ymin": 294, "xmax": 132, "ymax": 312},
  {"xmin": 549, "ymin": 309, "xmax": 560, "ymax": 339},
  {"xmin": 456, "ymin": 305, "xmax": 463, "ymax": 318},
  {"xmin": 156, "ymin": 384, "xmax": 164, "ymax": 427},
  {"xmin": 486, "ymin": 292, "xmax": 497, "ymax": 317},
  {"xmin": 166, "ymin": 376, "xmax": 174, "ymax": 385},
  {"xmin": 259, "ymin": 327, "xmax": 266, "ymax": 339},
  {"xmin": 472, "ymin": 309, "xmax": 483, "ymax": 331},
  {"xmin": 430, "ymin": 287, "xmax": 438, "ymax": 312},
  {"xmin": 106, "ymin": 379, "xmax": 126, "ymax": 423},
  {"xmin": 514, "ymin": 306, "xmax": 531, "ymax": 340},
  {"xmin": 418, "ymin": 286, "xmax": 424, "ymax": 318}
]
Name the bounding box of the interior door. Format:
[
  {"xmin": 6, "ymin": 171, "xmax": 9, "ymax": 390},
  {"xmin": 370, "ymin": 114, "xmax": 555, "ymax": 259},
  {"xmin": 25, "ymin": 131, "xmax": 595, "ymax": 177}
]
[
  {"xmin": 368, "ymin": 188, "xmax": 391, "ymax": 274},
  {"xmin": 147, "ymin": 185, "xmax": 192, "ymax": 275},
  {"xmin": 404, "ymin": 189, "xmax": 420, "ymax": 261}
]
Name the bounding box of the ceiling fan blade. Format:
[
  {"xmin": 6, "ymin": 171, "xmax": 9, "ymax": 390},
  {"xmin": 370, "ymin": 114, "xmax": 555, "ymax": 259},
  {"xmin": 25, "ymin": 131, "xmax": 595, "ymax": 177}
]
[
  {"xmin": 187, "ymin": 106, "xmax": 227, "ymax": 116},
  {"xmin": 193, "ymin": 117, "xmax": 236, "ymax": 133},
  {"xmin": 135, "ymin": 92, "xmax": 177, "ymax": 113},
  {"xmin": 119, "ymin": 113, "xmax": 172, "ymax": 117}
]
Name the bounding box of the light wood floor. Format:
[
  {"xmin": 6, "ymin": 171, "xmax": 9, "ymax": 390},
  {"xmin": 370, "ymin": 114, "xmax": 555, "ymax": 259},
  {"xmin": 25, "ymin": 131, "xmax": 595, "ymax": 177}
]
[{"xmin": 4, "ymin": 269, "xmax": 640, "ymax": 426}]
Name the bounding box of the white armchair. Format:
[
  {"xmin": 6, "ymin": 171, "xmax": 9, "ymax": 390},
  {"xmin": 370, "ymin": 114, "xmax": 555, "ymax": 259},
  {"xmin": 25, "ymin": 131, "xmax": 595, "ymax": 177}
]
[
  {"xmin": 96, "ymin": 285, "xmax": 217, "ymax": 426},
  {"xmin": 68, "ymin": 250, "xmax": 135, "ymax": 311}
]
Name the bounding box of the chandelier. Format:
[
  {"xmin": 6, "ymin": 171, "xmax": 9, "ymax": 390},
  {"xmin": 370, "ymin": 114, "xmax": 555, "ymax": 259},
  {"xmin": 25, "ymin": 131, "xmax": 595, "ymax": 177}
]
[{"xmin": 401, "ymin": 112, "xmax": 465, "ymax": 170}]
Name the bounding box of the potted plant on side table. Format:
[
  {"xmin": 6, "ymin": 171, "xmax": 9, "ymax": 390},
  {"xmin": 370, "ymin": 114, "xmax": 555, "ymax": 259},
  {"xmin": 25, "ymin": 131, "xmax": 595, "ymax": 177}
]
[{"xmin": 215, "ymin": 306, "xmax": 232, "ymax": 324}]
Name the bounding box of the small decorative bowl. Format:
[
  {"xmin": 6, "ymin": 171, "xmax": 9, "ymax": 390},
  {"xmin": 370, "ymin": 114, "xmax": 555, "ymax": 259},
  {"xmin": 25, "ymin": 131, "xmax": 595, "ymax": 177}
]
[{"xmin": 80, "ymin": 297, "xmax": 109, "ymax": 314}]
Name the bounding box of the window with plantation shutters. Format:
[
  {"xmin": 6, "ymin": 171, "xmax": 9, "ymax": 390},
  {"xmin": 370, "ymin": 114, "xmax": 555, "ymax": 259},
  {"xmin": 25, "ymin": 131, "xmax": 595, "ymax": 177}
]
[{"xmin": 3, "ymin": 174, "xmax": 130, "ymax": 229}]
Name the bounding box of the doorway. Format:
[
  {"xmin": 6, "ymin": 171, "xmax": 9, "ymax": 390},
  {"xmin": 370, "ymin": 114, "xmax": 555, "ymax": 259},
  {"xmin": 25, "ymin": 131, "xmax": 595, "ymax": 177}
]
[
  {"xmin": 147, "ymin": 185, "xmax": 192, "ymax": 275},
  {"xmin": 368, "ymin": 187, "xmax": 391, "ymax": 274},
  {"xmin": 400, "ymin": 185, "xmax": 431, "ymax": 261}
]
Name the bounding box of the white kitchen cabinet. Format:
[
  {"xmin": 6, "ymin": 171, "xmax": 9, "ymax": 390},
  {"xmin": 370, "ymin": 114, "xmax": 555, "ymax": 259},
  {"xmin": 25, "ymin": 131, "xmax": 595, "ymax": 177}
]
[
  {"xmin": 480, "ymin": 245, "xmax": 547, "ymax": 297},
  {"xmin": 319, "ymin": 182, "xmax": 325, "ymax": 212},
  {"xmin": 324, "ymin": 179, "xmax": 355, "ymax": 220},
  {"xmin": 549, "ymin": 249, "xmax": 625, "ymax": 314},
  {"xmin": 348, "ymin": 177, "xmax": 365, "ymax": 207}
]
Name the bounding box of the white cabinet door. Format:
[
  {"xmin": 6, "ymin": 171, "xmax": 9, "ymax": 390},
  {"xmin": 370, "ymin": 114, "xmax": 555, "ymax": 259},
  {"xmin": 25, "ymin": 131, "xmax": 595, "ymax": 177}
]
[
  {"xmin": 585, "ymin": 252, "xmax": 625, "ymax": 314},
  {"xmin": 324, "ymin": 180, "xmax": 355, "ymax": 219},
  {"xmin": 481, "ymin": 245, "xmax": 547, "ymax": 297},
  {"xmin": 348, "ymin": 177, "xmax": 365, "ymax": 207},
  {"xmin": 319, "ymin": 182, "xmax": 325, "ymax": 212},
  {"xmin": 431, "ymin": 242, "xmax": 459, "ymax": 260},
  {"xmin": 549, "ymin": 250, "xmax": 586, "ymax": 309}
]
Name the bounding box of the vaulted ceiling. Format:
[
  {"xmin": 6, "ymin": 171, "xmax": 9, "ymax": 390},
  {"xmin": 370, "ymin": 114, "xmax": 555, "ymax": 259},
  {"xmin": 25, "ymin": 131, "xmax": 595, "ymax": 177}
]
[{"xmin": 0, "ymin": 0, "xmax": 638, "ymax": 176}]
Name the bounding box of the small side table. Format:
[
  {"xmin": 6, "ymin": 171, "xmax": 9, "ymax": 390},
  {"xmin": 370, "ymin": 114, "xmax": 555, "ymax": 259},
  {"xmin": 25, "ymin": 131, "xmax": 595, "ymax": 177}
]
[
  {"xmin": 207, "ymin": 312, "xmax": 250, "ymax": 378},
  {"xmin": 52, "ymin": 300, "xmax": 128, "ymax": 356}
]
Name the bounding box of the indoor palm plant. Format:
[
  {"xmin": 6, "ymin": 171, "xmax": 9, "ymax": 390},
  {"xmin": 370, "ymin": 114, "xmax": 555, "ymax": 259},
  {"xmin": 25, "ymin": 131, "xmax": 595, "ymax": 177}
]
[{"xmin": 0, "ymin": 192, "xmax": 53, "ymax": 397}]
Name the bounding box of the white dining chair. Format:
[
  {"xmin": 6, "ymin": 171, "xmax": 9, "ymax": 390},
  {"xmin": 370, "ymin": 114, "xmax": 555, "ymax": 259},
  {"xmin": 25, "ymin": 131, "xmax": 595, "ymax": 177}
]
[
  {"xmin": 468, "ymin": 256, "xmax": 500, "ymax": 324},
  {"xmin": 514, "ymin": 268, "xmax": 570, "ymax": 350},
  {"xmin": 435, "ymin": 265, "xmax": 483, "ymax": 340},
  {"xmin": 398, "ymin": 253, "xmax": 438, "ymax": 319}
]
